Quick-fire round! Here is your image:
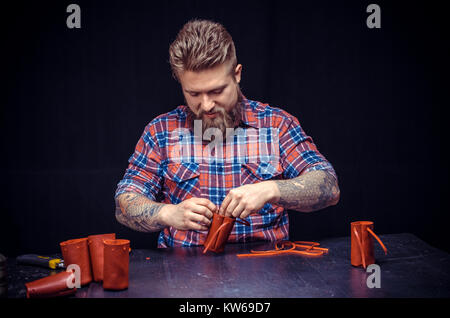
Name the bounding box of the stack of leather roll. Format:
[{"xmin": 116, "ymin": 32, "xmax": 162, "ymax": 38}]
[{"xmin": 25, "ymin": 234, "xmax": 130, "ymax": 298}]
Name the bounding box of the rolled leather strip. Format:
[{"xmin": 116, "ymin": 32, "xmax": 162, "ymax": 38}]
[
  {"xmin": 203, "ymin": 214, "xmax": 250, "ymax": 254},
  {"xmin": 236, "ymin": 241, "xmax": 328, "ymax": 258},
  {"xmin": 88, "ymin": 233, "xmax": 116, "ymax": 282},
  {"xmin": 60, "ymin": 238, "xmax": 93, "ymax": 285},
  {"xmin": 103, "ymin": 239, "xmax": 130, "ymax": 290},
  {"xmin": 25, "ymin": 271, "xmax": 76, "ymax": 298}
]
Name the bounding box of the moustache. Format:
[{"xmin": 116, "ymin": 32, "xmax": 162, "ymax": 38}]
[{"xmin": 198, "ymin": 107, "xmax": 226, "ymax": 118}]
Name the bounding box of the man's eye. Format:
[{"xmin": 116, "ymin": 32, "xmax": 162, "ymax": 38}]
[
  {"xmin": 211, "ymin": 90, "xmax": 223, "ymax": 95},
  {"xmin": 189, "ymin": 92, "xmax": 199, "ymax": 97}
]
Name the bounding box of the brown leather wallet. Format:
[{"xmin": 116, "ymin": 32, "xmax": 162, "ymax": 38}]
[
  {"xmin": 88, "ymin": 233, "xmax": 116, "ymax": 282},
  {"xmin": 60, "ymin": 237, "xmax": 93, "ymax": 286},
  {"xmin": 203, "ymin": 213, "xmax": 250, "ymax": 254},
  {"xmin": 25, "ymin": 271, "xmax": 76, "ymax": 298},
  {"xmin": 103, "ymin": 239, "xmax": 130, "ymax": 290}
]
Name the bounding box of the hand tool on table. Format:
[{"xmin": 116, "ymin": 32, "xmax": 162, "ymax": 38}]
[{"xmin": 17, "ymin": 254, "xmax": 65, "ymax": 269}]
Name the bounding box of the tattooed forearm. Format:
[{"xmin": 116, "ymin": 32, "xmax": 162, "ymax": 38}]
[
  {"xmin": 115, "ymin": 192, "xmax": 167, "ymax": 232},
  {"xmin": 273, "ymin": 170, "xmax": 340, "ymax": 212}
]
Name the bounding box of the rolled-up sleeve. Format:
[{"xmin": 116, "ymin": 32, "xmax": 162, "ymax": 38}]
[
  {"xmin": 115, "ymin": 124, "xmax": 163, "ymax": 201},
  {"xmin": 278, "ymin": 112, "xmax": 337, "ymax": 180}
]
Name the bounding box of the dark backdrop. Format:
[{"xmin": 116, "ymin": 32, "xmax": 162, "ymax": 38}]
[{"xmin": 1, "ymin": 0, "xmax": 448, "ymax": 256}]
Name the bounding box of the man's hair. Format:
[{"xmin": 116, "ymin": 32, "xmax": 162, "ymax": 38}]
[{"xmin": 169, "ymin": 19, "xmax": 237, "ymax": 80}]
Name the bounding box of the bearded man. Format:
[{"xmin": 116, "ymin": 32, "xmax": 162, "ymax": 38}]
[{"xmin": 115, "ymin": 19, "xmax": 340, "ymax": 248}]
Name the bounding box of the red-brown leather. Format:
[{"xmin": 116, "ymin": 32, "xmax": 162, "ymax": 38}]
[
  {"xmin": 203, "ymin": 214, "xmax": 250, "ymax": 254},
  {"xmin": 351, "ymin": 221, "xmax": 388, "ymax": 268},
  {"xmin": 203, "ymin": 214, "xmax": 235, "ymax": 254},
  {"xmin": 25, "ymin": 271, "xmax": 76, "ymax": 298},
  {"xmin": 88, "ymin": 233, "xmax": 116, "ymax": 282},
  {"xmin": 236, "ymin": 241, "xmax": 329, "ymax": 258},
  {"xmin": 60, "ymin": 238, "xmax": 93, "ymax": 285},
  {"xmin": 103, "ymin": 239, "xmax": 130, "ymax": 290}
]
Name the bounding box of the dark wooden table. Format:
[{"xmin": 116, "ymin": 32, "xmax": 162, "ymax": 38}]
[{"xmin": 5, "ymin": 233, "xmax": 450, "ymax": 298}]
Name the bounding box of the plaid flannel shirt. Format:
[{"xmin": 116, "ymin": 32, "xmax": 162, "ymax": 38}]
[{"xmin": 115, "ymin": 98, "xmax": 337, "ymax": 247}]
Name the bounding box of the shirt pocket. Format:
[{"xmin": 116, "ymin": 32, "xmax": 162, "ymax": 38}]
[
  {"xmin": 240, "ymin": 161, "xmax": 283, "ymax": 185},
  {"xmin": 163, "ymin": 162, "xmax": 201, "ymax": 202}
]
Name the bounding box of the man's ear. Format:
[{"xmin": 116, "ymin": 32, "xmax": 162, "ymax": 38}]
[{"xmin": 234, "ymin": 64, "xmax": 242, "ymax": 84}]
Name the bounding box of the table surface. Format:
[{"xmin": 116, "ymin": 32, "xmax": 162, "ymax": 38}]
[{"xmin": 5, "ymin": 233, "xmax": 450, "ymax": 298}]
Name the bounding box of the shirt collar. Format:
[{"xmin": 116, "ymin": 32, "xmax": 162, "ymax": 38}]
[{"xmin": 239, "ymin": 96, "xmax": 261, "ymax": 129}]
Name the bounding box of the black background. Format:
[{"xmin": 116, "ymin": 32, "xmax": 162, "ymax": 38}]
[{"xmin": 1, "ymin": 0, "xmax": 448, "ymax": 256}]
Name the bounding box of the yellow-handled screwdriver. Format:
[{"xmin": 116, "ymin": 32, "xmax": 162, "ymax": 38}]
[{"xmin": 17, "ymin": 254, "xmax": 65, "ymax": 269}]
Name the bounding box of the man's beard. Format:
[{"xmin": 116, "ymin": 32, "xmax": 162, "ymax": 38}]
[{"xmin": 187, "ymin": 88, "xmax": 243, "ymax": 140}]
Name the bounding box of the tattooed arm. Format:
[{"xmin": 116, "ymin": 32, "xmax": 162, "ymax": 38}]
[
  {"xmin": 115, "ymin": 192, "xmax": 167, "ymax": 232},
  {"xmin": 115, "ymin": 192, "xmax": 217, "ymax": 232},
  {"xmin": 220, "ymin": 169, "xmax": 340, "ymax": 218},
  {"xmin": 272, "ymin": 169, "xmax": 340, "ymax": 212}
]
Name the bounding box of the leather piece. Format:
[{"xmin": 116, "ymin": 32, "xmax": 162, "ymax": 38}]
[
  {"xmin": 203, "ymin": 214, "xmax": 235, "ymax": 254},
  {"xmin": 351, "ymin": 221, "xmax": 388, "ymax": 268},
  {"xmin": 103, "ymin": 239, "xmax": 130, "ymax": 290},
  {"xmin": 60, "ymin": 238, "xmax": 93, "ymax": 285},
  {"xmin": 25, "ymin": 271, "xmax": 76, "ymax": 298},
  {"xmin": 236, "ymin": 241, "xmax": 328, "ymax": 258},
  {"xmin": 88, "ymin": 233, "xmax": 116, "ymax": 282},
  {"xmin": 203, "ymin": 214, "xmax": 250, "ymax": 254}
]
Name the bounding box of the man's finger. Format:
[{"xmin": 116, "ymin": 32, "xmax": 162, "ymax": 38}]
[
  {"xmin": 231, "ymin": 202, "xmax": 246, "ymax": 219},
  {"xmin": 239, "ymin": 209, "xmax": 253, "ymax": 220},
  {"xmin": 224, "ymin": 198, "xmax": 239, "ymax": 217},
  {"xmin": 189, "ymin": 210, "xmax": 212, "ymax": 226},
  {"xmin": 191, "ymin": 197, "xmax": 217, "ymax": 212},
  {"xmin": 192, "ymin": 205, "xmax": 214, "ymax": 219},
  {"xmin": 219, "ymin": 195, "xmax": 232, "ymax": 215},
  {"xmin": 187, "ymin": 220, "xmax": 208, "ymax": 232}
]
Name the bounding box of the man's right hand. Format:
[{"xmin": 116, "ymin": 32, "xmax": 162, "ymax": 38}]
[{"xmin": 160, "ymin": 197, "xmax": 217, "ymax": 231}]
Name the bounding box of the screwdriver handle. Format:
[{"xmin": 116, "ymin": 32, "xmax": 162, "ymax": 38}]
[{"xmin": 17, "ymin": 254, "xmax": 64, "ymax": 269}]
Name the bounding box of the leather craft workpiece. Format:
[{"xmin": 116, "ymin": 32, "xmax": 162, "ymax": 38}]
[
  {"xmin": 25, "ymin": 271, "xmax": 76, "ymax": 298},
  {"xmin": 23, "ymin": 233, "xmax": 129, "ymax": 297},
  {"xmin": 203, "ymin": 213, "xmax": 250, "ymax": 254},
  {"xmin": 236, "ymin": 241, "xmax": 329, "ymax": 258},
  {"xmin": 88, "ymin": 233, "xmax": 116, "ymax": 282},
  {"xmin": 103, "ymin": 239, "xmax": 130, "ymax": 290},
  {"xmin": 351, "ymin": 221, "xmax": 388, "ymax": 268},
  {"xmin": 60, "ymin": 237, "xmax": 93, "ymax": 285}
]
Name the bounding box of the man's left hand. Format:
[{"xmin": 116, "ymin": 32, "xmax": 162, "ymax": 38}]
[{"xmin": 219, "ymin": 181, "xmax": 280, "ymax": 219}]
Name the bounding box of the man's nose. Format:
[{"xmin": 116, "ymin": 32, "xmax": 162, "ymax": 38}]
[{"xmin": 200, "ymin": 95, "xmax": 215, "ymax": 113}]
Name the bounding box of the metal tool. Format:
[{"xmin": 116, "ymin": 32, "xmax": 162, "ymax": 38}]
[{"xmin": 16, "ymin": 254, "xmax": 65, "ymax": 269}]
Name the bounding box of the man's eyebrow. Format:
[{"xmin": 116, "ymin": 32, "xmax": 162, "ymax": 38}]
[
  {"xmin": 185, "ymin": 84, "xmax": 228, "ymax": 94},
  {"xmin": 208, "ymin": 84, "xmax": 227, "ymax": 93}
]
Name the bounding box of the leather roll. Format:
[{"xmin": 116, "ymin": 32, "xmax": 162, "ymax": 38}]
[
  {"xmin": 60, "ymin": 238, "xmax": 93, "ymax": 286},
  {"xmin": 351, "ymin": 221, "xmax": 374, "ymax": 267},
  {"xmin": 25, "ymin": 271, "xmax": 76, "ymax": 298},
  {"xmin": 103, "ymin": 239, "xmax": 130, "ymax": 290},
  {"xmin": 351, "ymin": 221, "xmax": 387, "ymax": 268},
  {"xmin": 203, "ymin": 213, "xmax": 236, "ymax": 254},
  {"xmin": 88, "ymin": 233, "xmax": 116, "ymax": 282}
]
